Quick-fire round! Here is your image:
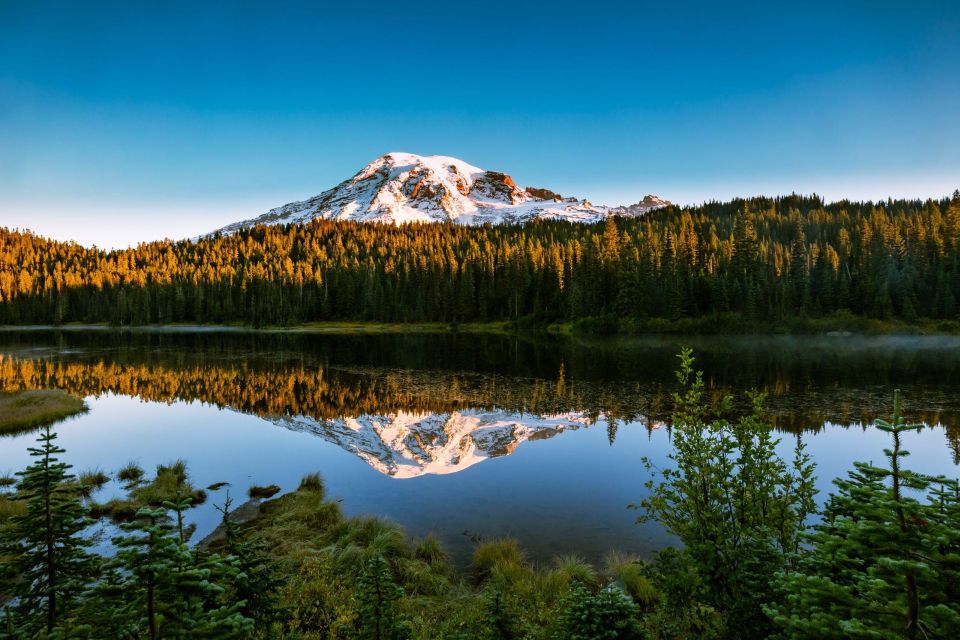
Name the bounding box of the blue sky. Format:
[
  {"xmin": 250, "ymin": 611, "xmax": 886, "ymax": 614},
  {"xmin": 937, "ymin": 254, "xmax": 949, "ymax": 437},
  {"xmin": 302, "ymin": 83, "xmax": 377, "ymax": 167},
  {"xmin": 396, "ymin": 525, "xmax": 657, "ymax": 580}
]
[{"xmin": 2, "ymin": 1, "xmax": 958, "ymax": 248}]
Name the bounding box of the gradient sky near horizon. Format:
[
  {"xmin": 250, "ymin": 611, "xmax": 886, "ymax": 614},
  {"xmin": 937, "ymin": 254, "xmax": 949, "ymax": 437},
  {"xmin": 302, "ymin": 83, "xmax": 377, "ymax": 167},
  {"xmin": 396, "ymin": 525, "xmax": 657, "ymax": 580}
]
[{"xmin": 2, "ymin": 1, "xmax": 959, "ymax": 249}]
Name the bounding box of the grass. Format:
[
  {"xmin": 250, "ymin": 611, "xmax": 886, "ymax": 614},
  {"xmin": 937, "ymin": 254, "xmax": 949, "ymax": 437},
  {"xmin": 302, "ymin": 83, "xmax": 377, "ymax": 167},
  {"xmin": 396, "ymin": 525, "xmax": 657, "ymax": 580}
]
[
  {"xmin": 90, "ymin": 460, "xmax": 206, "ymax": 523},
  {"xmin": 76, "ymin": 468, "xmax": 110, "ymax": 499},
  {"xmin": 605, "ymin": 551, "xmax": 659, "ymax": 608},
  {"xmin": 116, "ymin": 461, "xmax": 145, "ymax": 485},
  {"xmin": 0, "ymin": 473, "xmax": 16, "ymax": 490},
  {"xmin": 0, "ymin": 494, "xmax": 25, "ymax": 523},
  {"xmin": 88, "ymin": 498, "xmax": 139, "ymax": 523},
  {"xmin": 248, "ymin": 484, "xmax": 281, "ymax": 499},
  {"xmin": 470, "ymin": 538, "xmax": 525, "ymax": 583},
  {"xmin": 298, "ymin": 473, "xmax": 324, "ymax": 493},
  {"xmin": 0, "ymin": 389, "xmax": 86, "ymax": 435},
  {"xmin": 186, "ymin": 472, "xmax": 662, "ymax": 638},
  {"xmin": 130, "ymin": 460, "xmax": 206, "ymax": 507},
  {"xmin": 9, "ymin": 314, "xmax": 960, "ymax": 336}
]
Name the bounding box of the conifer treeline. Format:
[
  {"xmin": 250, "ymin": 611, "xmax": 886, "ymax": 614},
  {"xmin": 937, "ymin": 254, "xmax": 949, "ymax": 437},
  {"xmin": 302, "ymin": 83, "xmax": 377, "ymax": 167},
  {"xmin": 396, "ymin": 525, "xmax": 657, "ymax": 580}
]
[{"xmin": 2, "ymin": 193, "xmax": 959, "ymax": 325}]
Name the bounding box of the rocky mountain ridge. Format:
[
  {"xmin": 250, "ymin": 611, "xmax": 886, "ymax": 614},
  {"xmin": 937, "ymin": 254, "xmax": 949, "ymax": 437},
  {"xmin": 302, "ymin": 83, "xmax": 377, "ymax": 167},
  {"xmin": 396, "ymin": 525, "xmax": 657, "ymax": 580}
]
[{"xmin": 212, "ymin": 152, "xmax": 670, "ymax": 234}]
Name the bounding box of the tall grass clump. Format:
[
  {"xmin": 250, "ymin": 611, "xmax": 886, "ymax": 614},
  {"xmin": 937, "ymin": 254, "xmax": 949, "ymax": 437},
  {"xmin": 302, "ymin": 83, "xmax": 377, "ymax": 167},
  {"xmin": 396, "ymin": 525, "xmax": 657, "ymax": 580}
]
[
  {"xmin": 116, "ymin": 461, "xmax": 144, "ymax": 485},
  {"xmin": 248, "ymin": 484, "xmax": 281, "ymax": 499},
  {"xmin": 298, "ymin": 472, "xmax": 325, "ymax": 494},
  {"xmin": 471, "ymin": 538, "xmax": 525, "ymax": 583}
]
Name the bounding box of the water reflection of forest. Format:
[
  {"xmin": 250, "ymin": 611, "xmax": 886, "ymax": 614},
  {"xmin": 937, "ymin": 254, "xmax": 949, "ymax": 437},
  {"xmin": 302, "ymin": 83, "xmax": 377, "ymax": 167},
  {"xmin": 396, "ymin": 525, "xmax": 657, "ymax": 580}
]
[{"xmin": 2, "ymin": 333, "xmax": 959, "ymax": 445}]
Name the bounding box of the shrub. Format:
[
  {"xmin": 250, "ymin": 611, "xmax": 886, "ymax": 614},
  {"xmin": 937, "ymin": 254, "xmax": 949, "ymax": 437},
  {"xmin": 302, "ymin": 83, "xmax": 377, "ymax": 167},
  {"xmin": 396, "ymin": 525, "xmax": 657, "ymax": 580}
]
[{"xmin": 554, "ymin": 581, "xmax": 644, "ymax": 640}]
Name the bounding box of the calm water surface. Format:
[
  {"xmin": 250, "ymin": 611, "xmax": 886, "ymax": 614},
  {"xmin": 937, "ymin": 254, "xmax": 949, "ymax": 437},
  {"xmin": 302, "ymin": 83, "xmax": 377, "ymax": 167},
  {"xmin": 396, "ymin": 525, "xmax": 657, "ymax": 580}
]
[{"xmin": 1, "ymin": 330, "xmax": 958, "ymax": 565}]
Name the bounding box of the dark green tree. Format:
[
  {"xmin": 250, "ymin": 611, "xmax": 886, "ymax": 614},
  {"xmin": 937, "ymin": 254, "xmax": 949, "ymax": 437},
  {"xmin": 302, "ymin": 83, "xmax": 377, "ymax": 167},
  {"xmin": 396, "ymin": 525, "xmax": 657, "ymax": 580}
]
[
  {"xmin": 481, "ymin": 582, "xmax": 519, "ymax": 640},
  {"xmin": 767, "ymin": 391, "xmax": 960, "ymax": 639},
  {"xmin": 94, "ymin": 504, "xmax": 251, "ymax": 639},
  {"xmin": 0, "ymin": 426, "xmax": 95, "ymax": 637},
  {"xmin": 216, "ymin": 493, "xmax": 282, "ymax": 630},
  {"xmin": 354, "ymin": 555, "xmax": 409, "ymax": 640},
  {"xmin": 554, "ymin": 581, "xmax": 645, "ymax": 640},
  {"xmin": 635, "ymin": 349, "xmax": 817, "ymax": 639}
]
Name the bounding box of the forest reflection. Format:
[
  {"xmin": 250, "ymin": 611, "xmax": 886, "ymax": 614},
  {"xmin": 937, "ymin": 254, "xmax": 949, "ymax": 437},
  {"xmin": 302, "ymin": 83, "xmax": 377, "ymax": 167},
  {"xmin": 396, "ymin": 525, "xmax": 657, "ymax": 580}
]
[{"xmin": 2, "ymin": 331, "xmax": 959, "ymax": 442}]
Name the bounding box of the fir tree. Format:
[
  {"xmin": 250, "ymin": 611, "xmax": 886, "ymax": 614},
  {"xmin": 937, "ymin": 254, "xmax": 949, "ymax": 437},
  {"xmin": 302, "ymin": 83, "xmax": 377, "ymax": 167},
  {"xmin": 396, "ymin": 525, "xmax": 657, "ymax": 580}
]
[
  {"xmin": 216, "ymin": 493, "xmax": 282, "ymax": 630},
  {"xmin": 768, "ymin": 391, "xmax": 960, "ymax": 639},
  {"xmin": 354, "ymin": 555, "xmax": 409, "ymax": 640},
  {"xmin": 554, "ymin": 581, "xmax": 644, "ymax": 640},
  {"xmin": 482, "ymin": 582, "xmax": 519, "ymax": 640},
  {"xmin": 97, "ymin": 504, "xmax": 251, "ymax": 639},
  {"xmin": 0, "ymin": 426, "xmax": 95, "ymax": 636}
]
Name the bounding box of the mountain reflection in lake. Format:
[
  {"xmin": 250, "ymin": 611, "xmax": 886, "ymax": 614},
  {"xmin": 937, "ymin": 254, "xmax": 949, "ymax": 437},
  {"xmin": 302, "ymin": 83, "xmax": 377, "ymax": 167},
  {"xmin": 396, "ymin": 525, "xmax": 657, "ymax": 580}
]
[{"xmin": 1, "ymin": 329, "xmax": 959, "ymax": 564}]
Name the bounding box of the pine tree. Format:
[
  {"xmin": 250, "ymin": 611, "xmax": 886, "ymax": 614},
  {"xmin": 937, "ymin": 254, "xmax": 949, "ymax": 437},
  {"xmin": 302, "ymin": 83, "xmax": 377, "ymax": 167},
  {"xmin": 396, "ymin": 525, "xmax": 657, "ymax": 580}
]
[
  {"xmin": 354, "ymin": 555, "xmax": 409, "ymax": 640},
  {"xmin": 554, "ymin": 581, "xmax": 644, "ymax": 640},
  {"xmin": 0, "ymin": 426, "xmax": 95, "ymax": 636},
  {"xmin": 96, "ymin": 504, "xmax": 251, "ymax": 639},
  {"xmin": 481, "ymin": 583, "xmax": 519, "ymax": 640},
  {"xmin": 216, "ymin": 493, "xmax": 282, "ymax": 630},
  {"xmin": 768, "ymin": 391, "xmax": 960, "ymax": 639}
]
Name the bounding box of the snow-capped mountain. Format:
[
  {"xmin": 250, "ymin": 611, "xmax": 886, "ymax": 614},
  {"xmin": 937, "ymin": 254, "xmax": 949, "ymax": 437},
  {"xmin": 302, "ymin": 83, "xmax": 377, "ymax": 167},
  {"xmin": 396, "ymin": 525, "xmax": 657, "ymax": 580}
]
[
  {"xmin": 610, "ymin": 195, "xmax": 673, "ymax": 217},
  {"xmin": 212, "ymin": 152, "xmax": 670, "ymax": 234},
  {"xmin": 271, "ymin": 409, "xmax": 599, "ymax": 478}
]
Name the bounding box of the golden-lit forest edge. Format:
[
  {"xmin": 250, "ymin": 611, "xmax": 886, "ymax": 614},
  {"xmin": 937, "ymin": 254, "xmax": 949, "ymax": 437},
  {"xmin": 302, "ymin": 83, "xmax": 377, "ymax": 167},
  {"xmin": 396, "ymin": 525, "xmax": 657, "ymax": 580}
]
[{"xmin": 3, "ymin": 193, "xmax": 960, "ymax": 334}]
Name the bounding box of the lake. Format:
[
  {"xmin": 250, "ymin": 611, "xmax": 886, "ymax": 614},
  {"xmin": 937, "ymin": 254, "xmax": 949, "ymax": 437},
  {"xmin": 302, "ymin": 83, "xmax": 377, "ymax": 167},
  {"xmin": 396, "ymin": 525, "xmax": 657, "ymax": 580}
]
[{"xmin": 1, "ymin": 329, "xmax": 959, "ymax": 566}]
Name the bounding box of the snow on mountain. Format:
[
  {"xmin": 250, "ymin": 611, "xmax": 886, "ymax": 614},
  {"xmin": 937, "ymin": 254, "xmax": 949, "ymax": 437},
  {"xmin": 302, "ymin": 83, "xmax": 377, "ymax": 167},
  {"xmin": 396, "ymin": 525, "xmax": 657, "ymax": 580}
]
[
  {"xmin": 211, "ymin": 152, "xmax": 670, "ymax": 234},
  {"xmin": 271, "ymin": 409, "xmax": 600, "ymax": 478},
  {"xmin": 610, "ymin": 195, "xmax": 673, "ymax": 217}
]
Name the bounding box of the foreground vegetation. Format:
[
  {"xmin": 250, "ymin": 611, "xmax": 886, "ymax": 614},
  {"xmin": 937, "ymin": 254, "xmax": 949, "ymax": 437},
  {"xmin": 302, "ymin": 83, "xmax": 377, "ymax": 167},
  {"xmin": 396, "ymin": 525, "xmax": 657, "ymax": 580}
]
[
  {"xmin": 3, "ymin": 193, "xmax": 960, "ymax": 330},
  {"xmin": 1, "ymin": 352, "xmax": 958, "ymax": 638},
  {"xmin": 0, "ymin": 390, "xmax": 85, "ymax": 436}
]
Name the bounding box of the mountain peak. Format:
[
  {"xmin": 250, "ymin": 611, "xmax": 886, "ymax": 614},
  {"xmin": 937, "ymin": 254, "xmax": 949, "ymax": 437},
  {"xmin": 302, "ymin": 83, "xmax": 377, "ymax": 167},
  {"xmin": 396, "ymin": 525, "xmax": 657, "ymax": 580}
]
[{"xmin": 211, "ymin": 153, "xmax": 669, "ymax": 234}]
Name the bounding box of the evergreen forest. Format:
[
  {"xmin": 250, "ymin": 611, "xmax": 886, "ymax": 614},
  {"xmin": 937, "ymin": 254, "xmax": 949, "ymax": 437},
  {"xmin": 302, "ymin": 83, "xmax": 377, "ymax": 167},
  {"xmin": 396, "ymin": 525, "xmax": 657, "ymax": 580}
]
[{"xmin": 3, "ymin": 193, "xmax": 960, "ymax": 329}]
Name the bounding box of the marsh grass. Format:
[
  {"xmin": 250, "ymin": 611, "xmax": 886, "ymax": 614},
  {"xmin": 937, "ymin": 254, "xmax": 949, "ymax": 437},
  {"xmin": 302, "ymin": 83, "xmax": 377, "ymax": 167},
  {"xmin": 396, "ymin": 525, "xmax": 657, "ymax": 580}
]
[
  {"xmin": 88, "ymin": 498, "xmax": 139, "ymax": 523},
  {"xmin": 471, "ymin": 538, "xmax": 525, "ymax": 582},
  {"xmin": 297, "ymin": 473, "xmax": 324, "ymax": 493},
  {"xmin": 0, "ymin": 493, "xmax": 25, "ymax": 522},
  {"xmin": 77, "ymin": 468, "xmax": 110, "ymax": 497},
  {"xmin": 604, "ymin": 551, "xmax": 658, "ymax": 608},
  {"xmin": 130, "ymin": 460, "xmax": 206, "ymax": 506},
  {"xmin": 116, "ymin": 461, "xmax": 144, "ymax": 486},
  {"xmin": 248, "ymin": 484, "xmax": 281, "ymax": 500},
  {"xmin": 90, "ymin": 459, "xmax": 205, "ymax": 523},
  {"xmin": 0, "ymin": 389, "xmax": 86, "ymax": 435},
  {"xmin": 157, "ymin": 470, "xmax": 651, "ymax": 638},
  {"xmin": 414, "ymin": 534, "xmax": 449, "ymax": 569},
  {"xmin": 0, "ymin": 473, "xmax": 16, "ymax": 490}
]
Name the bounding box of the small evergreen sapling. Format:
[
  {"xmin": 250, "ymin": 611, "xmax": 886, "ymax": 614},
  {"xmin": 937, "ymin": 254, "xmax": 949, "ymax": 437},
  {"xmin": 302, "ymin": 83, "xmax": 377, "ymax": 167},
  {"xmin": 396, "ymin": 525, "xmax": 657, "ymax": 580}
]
[
  {"xmin": 216, "ymin": 493, "xmax": 283, "ymax": 629},
  {"xmin": 768, "ymin": 391, "xmax": 960, "ymax": 639},
  {"xmin": 354, "ymin": 555, "xmax": 409, "ymax": 640},
  {"xmin": 0, "ymin": 426, "xmax": 95, "ymax": 636},
  {"xmin": 554, "ymin": 581, "xmax": 645, "ymax": 640}
]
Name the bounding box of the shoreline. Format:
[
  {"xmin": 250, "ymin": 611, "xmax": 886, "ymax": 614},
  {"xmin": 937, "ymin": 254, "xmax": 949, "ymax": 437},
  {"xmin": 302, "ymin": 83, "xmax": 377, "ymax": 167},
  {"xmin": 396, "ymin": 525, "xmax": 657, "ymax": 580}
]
[{"xmin": 1, "ymin": 313, "xmax": 960, "ymax": 337}]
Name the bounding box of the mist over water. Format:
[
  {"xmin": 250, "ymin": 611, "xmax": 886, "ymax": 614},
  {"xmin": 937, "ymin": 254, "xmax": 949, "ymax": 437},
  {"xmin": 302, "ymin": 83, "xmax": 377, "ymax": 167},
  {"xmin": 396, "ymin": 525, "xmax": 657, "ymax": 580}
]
[{"xmin": 1, "ymin": 329, "xmax": 958, "ymax": 564}]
